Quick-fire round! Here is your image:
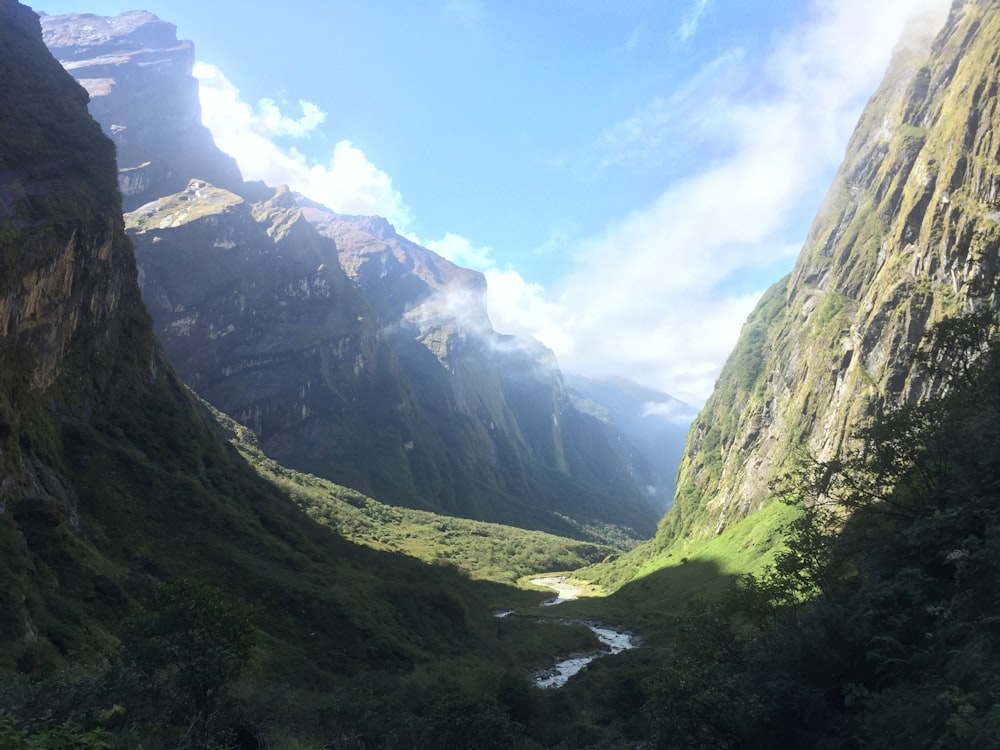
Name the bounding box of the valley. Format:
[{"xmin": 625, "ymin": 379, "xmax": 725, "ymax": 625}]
[{"xmin": 2, "ymin": 1, "xmax": 1000, "ymax": 748}]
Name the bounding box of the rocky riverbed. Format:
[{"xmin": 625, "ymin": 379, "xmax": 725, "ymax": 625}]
[{"xmin": 526, "ymin": 576, "xmax": 637, "ymax": 689}]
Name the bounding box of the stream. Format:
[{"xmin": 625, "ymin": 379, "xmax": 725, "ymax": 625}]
[{"xmin": 523, "ymin": 576, "xmax": 637, "ymax": 689}]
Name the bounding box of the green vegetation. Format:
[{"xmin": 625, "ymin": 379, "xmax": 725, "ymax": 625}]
[
  {"xmin": 636, "ymin": 313, "xmax": 1000, "ymax": 748},
  {"xmin": 213, "ymin": 409, "xmax": 616, "ymax": 586},
  {"xmin": 8, "ymin": 2, "xmax": 1000, "ymax": 747},
  {"xmin": 577, "ymin": 500, "xmax": 801, "ymax": 606},
  {"xmin": 662, "ymin": 275, "xmax": 789, "ymax": 544}
]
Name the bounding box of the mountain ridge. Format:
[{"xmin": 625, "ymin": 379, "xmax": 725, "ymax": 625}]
[
  {"xmin": 664, "ymin": 0, "xmax": 1000, "ymax": 544},
  {"xmin": 41, "ymin": 9, "xmax": 661, "ymax": 543}
]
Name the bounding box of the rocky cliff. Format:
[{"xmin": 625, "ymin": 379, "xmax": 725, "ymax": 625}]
[
  {"xmin": 42, "ymin": 10, "xmax": 658, "ymax": 542},
  {"xmin": 41, "ymin": 11, "xmax": 243, "ymax": 210},
  {"xmin": 667, "ymin": 1, "xmax": 1000, "ymax": 543},
  {"xmin": 0, "ymin": 0, "xmax": 155, "ymax": 512},
  {"xmin": 303, "ymin": 204, "xmax": 661, "ymax": 535},
  {"xmin": 0, "ymin": 0, "xmax": 543, "ymax": 682}
]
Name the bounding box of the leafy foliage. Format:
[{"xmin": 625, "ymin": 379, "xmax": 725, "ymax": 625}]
[
  {"xmin": 118, "ymin": 580, "xmax": 254, "ymax": 738},
  {"xmin": 642, "ymin": 313, "xmax": 1000, "ymax": 749}
]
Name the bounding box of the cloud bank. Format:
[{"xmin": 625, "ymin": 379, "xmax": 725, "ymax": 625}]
[
  {"xmin": 194, "ymin": 0, "xmax": 951, "ymax": 406},
  {"xmin": 194, "ymin": 62, "xmax": 413, "ymax": 228},
  {"xmin": 481, "ymin": 0, "xmax": 951, "ymax": 404}
]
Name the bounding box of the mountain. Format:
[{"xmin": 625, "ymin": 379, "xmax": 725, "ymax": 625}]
[
  {"xmin": 664, "ymin": 2, "xmax": 1000, "ymax": 544},
  {"xmin": 41, "ymin": 10, "xmax": 659, "ymax": 544},
  {"xmin": 39, "ymin": 10, "xmax": 244, "ymax": 210},
  {"xmin": 565, "ymin": 375, "xmax": 698, "ymax": 512},
  {"xmin": 1, "ymin": 0, "xmax": 491, "ymax": 682}
]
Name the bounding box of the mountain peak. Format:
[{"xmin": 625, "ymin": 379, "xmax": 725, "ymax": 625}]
[
  {"xmin": 41, "ymin": 10, "xmax": 243, "ymax": 210},
  {"xmin": 39, "ymin": 10, "xmax": 178, "ymax": 62}
]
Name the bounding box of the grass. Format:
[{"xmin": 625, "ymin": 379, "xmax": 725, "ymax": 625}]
[
  {"xmin": 549, "ymin": 500, "xmax": 803, "ymax": 642},
  {"xmin": 208, "ymin": 406, "xmax": 620, "ymax": 589}
]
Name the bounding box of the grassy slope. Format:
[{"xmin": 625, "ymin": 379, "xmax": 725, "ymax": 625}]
[
  {"xmin": 214, "ymin": 407, "xmax": 618, "ymax": 587},
  {"xmin": 554, "ymin": 500, "xmax": 803, "ymax": 641}
]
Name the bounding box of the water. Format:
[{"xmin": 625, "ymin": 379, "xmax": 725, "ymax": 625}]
[
  {"xmin": 533, "ymin": 624, "xmax": 635, "ymax": 689},
  {"xmin": 523, "ymin": 576, "xmax": 637, "ymax": 689}
]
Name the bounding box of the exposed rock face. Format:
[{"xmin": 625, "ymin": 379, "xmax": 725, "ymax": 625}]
[
  {"xmin": 39, "ymin": 10, "xmax": 661, "ymax": 542},
  {"xmin": 667, "ymin": 1, "xmax": 1000, "ymax": 543},
  {"xmin": 125, "ymin": 180, "xmax": 442, "ymax": 509},
  {"xmin": 43, "ymin": 10, "xmax": 658, "ymax": 541},
  {"xmin": 127, "ymin": 180, "xmax": 657, "ymax": 539},
  {"xmin": 40, "ymin": 11, "xmax": 243, "ymax": 210},
  {"xmin": 0, "ymin": 3, "xmax": 550, "ymax": 676},
  {"xmin": 300, "ymin": 203, "xmax": 660, "ymax": 539},
  {"xmin": 0, "ymin": 0, "xmax": 155, "ymax": 510}
]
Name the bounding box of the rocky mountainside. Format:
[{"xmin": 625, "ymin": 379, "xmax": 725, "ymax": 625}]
[
  {"xmin": 1, "ymin": 2, "xmax": 155, "ymax": 511},
  {"xmin": 0, "ymin": 1, "xmax": 581, "ymax": 698},
  {"xmin": 41, "ymin": 10, "xmax": 243, "ymax": 210},
  {"xmin": 303, "ymin": 203, "xmax": 664, "ymax": 529},
  {"xmin": 2, "ymin": 0, "xmax": 442, "ymax": 675},
  {"xmin": 42, "ymin": 10, "xmax": 659, "ymax": 543},
  {"xmin": 666, "ymin": 1, "xmax": 1000, "ymax": 543},
  {"xmin": 565, "ymin": 375, "xmax": 698, "ymax": 513}
]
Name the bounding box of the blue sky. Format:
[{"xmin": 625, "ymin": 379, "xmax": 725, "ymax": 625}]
[{"xmin": 38, "ymin": 0, "xmax": 951, "ymax": 404}]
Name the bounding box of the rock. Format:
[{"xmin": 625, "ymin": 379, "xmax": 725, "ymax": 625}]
[
  {"xmin": 669, "ymin": 1, "xmax": 1000, "ymax": 542},
  {"xmin": 40, "ymin": 11, "xmax": 244, "ymax": 210}
]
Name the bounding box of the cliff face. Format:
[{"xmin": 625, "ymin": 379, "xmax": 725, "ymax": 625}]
[
  {"xmin": 127, "ymin": 181, "xmax": 657, "ymax": 540},
  {"xmin": 43, "ymin": 10, "xmax": 658, "ymax": 542},
  {"xmin": 41, "ymin": 11, "xmax": 243, "ymax": 210},
  {"xmin": 0, "ymin": 0, "xmax": 156, "ymax": 513},
  {"xmin": 302, "ymin": 204, "xmax": 660, "ymax": 538},
  {"xmin": 667, "ymin": 1, "xmax": 1000, "ymax": 543},
  {"xmin": 1, "ymin": 3, "xmax": 572, "ymax": 684}
]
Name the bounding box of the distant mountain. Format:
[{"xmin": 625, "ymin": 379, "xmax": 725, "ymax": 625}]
[
  {"xmin": 662, "ymin": 1, "xmax": 1000, "ymax": 544},
  {"xmin": 0, "ymin": 0, "xmax": 505, "ymax": 683},
  {"xmin": 565, "ymin": 375, "xmax": 698, "ymax": 512},
  {"xmin": 42, "ymin": 10, "xmax": 660, "ymax": 544}
]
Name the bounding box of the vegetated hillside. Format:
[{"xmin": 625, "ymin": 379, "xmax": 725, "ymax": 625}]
[
  {"xmin": 210, "ymin": 405, "xmax": 616, "ymax": 586},
  {"xmin": 42, "ymin": 10, "xmax": 660, "ymax": 545},
  {"xmin": 565, "ymin": 374, "xmax": 698, "ymax": 513},
  {"xmin": 663, "ymin": 0, "xmax": 1000, "ymax": 545},
  {"xmin": 0, "ymin": 6, "xmax": 610, "ymax": 746},
  {"xmin": 636, "ymin": 314, "xmax": 1000, "ymax": 749}
]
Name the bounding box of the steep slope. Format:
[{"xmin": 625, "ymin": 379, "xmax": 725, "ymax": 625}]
[
  {"xmin": 566, "ymin": 374, "xmax": 698, "ymax": 513},
  {"xmin": 303, "ymin": 205, "xmax": 660, "ymax": 540},
  {"xmin": 1, "ymin": 0, "xmax": 160, "ymax": 662},
  {"xmin": 667, "ymin": 1, "xmax": 1000, "ymax": 543},
  {"xmin": 42, "ymin": 10, "xmax": 659, "ymax": 543},
  {"xmin": 0, "ymin": 0, "xmax": 536, "ymax": 688},
  {"xmin": 40, "ymin": 10, "xmax": 243, "ymax": 210}
]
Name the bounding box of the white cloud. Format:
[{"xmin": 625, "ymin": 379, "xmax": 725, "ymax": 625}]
[
  {"xmin": 254, "ymin": 98, "xmax": 326, "ymax": 138},
  {"xmin": 194, "ymin": 62, "xmax": 412, "ymax": 227},
  {"xmin": 677, "ymin": 0, "xmax": 712, "ymax": 42},
  {"xmin": 425, "ymin": 233, "xmax": 496, "ymax": 272},
  {"xmin": 597, "ymin": 49, "xmax": 745, "ymax": 171},
  {"xmin": 641, "ymin": 400, "xmax": 699, "ymax": 423},
  {"xmin": 190, "ymin": 0, "xmax": 951, "ymax": 407},
  {"xmin": 507, "ymin": 0, "xmax": 951, "ymax": 405}
]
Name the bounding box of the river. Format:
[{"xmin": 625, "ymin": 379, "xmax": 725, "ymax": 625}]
[{"xmin": 525, "ymin": 576, "xmax": 637, "ymax": 689}]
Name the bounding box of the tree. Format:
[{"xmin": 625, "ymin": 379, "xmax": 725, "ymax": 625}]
[{"xmin": 120, "ymin": 579, "xmax": 255, "ymax": 747}]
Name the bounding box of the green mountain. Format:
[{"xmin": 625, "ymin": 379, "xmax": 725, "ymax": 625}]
[
  {"xmin": 663, "ymin": 1, "xmax": 1000, "ymax": 546},
  {"xmin": 0, "ymin": 6, "xmax": 591, "ymax": 746},
  {"xmin": 40, "ymin": 10, "xmax": 659, "ymax": 545}
]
